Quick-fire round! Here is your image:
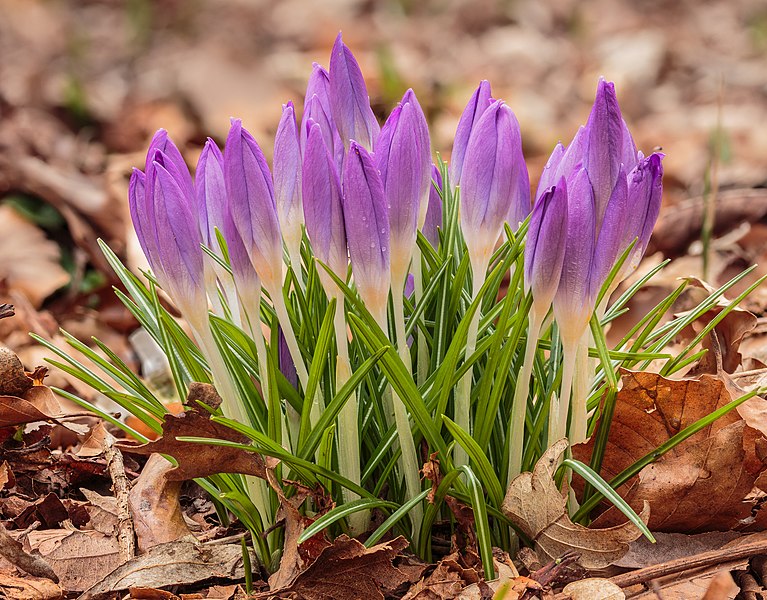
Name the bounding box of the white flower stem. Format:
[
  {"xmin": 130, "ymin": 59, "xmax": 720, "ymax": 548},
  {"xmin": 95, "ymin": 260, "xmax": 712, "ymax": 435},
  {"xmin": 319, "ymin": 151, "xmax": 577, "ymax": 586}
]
[
  {"xmin": 333, "ymin": 293, "xmax": 367, "ymax": 535},
  {"xmin": 570, "ymin": 334, "xmax": 591, "ymax": 444},
  {"xmin": 507, "ymin": 310, "xmax": 543, "ymax": 482},
  {"xmin": 454, "ymin": 262, "xmax": 487, "ymax": 468},
  {"xmin": 374, "ymin": 304, "xmax": 423, "ymax": 542},
  {"xmin": 287, "ymin": 243, "xmax": 304, "ymax": 291},
  {"xmin": 549, "ymin": 335, "xmax": 578, "ymax": 446},
  {"xmin": 191, "ymin": 321, "xmax": 271, "ymax": 527}
]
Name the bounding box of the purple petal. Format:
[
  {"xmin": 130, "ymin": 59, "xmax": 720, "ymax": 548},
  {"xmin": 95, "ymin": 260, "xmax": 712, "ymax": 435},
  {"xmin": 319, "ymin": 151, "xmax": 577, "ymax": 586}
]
[
  {"xmin": 150, "ymin": 158, "xmax": 205, "ymax": 310},
  {"xmin": 422, "ymin": 164, "xmax": 443, "ymax": 248},
  {"xmin": 329, "ymin": 32, "xmax": 380, "ymax": 152},
  {"xmin": 274, "ymin": 102, "xmax": 304, "ymax": 242},
  {"xmin": 195, "ymin": 139, "xmax": 227, "ymax": 247},
  {"xmin": 145, "ymin": 129, "xmax": 194, "ymax": 203},
  {"xmin": 376, "ymin": 92, "xmax": 431, "ymax": 277},
  {"xmin": 628, "ymin": 152, "xmax": 664, "ymax": 265},
  {"xmin": 304, "ymin": 63, "xmax": 332, "ymax": 123},
  {"xmin": 553, "ymin": 168, "xmax": 597, "ymax": 340},
  {"xmin": 460, "ymin": 100, "xmax": 530, "ymax": 261},
  {"xmin": 524, "ymin": 180, "xmax": 568, "ymax": 311},
  {"xmin": 342, "ymin": 141, "xmax": 390, "ymax": 312},
  {"xmin": 450, "ymin": 80, "xmax": 492, "ymax": 186},
  {"xmin": 278, "ymin": 327, "xmax": 298, "ymax": 389},
  {"xmin": 589, "ymin": 167, "xmax": 629, "ymax": 299},
  {"xmin": 128, "ymin": 168, "xmax": 158, "ymax": 271},
  {"xmin": 401, "ymin": 89, "xmax": 433, "ymax": 228},
  {"xmin": 302, "ymin": 123, "xmax": 348, "ymax": 280},
  {"xmin": 584, "ymin": 78, "xmax": 626, "ymax": 225},
  {"xmin": 535, "ymin": 142, "xmax": 565, "ymax": 203},
  {"xmin": 224, "ymin": 118, "xmax": 283, "ymax": 290}
]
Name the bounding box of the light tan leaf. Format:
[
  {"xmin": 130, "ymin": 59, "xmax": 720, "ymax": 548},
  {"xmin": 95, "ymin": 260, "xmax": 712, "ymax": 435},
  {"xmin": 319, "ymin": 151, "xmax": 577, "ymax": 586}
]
[
  {"xmin": 0, "ymin": 571, "xmax": 63, "ymax": 600},
  {"xmin": 502, "ymin": 440, "xmax": 648, "ymax": 569},
  {"xmin": 562, "ymin": 578, "xmax": 625, "ymax": 599}
]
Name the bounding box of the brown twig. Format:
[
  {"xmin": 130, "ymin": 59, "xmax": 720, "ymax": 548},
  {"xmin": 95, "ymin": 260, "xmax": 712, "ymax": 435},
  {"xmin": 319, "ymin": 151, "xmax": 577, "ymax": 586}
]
[
  {"xmin": 0, "ymin": 521, "xmax": 58, "ymax": 582},
  {"xmin": 611, "ymin": 539, "xmax": 767, "ymax": 589},
  {"xmin": 104, "ymin": 431, "xmax": 136, "ymax": 561}
]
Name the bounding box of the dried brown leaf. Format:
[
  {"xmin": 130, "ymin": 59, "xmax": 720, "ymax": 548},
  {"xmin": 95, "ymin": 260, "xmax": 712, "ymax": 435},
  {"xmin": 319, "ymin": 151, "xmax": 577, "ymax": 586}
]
[
  {"xmin": 129, "ymin": 454, "xmax": 192, "ymax": 553},
  {"xmin": 0, "ymin": 571, "xmax": 63, "ymax": 600},
  {"xmin": 574, "ymin": 370, "xmax": 767, "ymax": 532},
  {"xmin": 502, "ymin": 440, "xmax": 648, "ymax": 569},
  {"xmin": 79, "ymin": 540, "xmax": 254, "ymax": 600},
  {"xmin": 259, "ymin": 535, "xmax": 409, "ymax": 600},
  {"xmin": 117, "ymin": 387, "xmax": 266, "ymax": 481}
]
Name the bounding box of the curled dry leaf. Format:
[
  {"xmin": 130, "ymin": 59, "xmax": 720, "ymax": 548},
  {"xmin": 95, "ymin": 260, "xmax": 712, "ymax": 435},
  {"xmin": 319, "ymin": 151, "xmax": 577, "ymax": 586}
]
[
  {"xmin": 257, "ymin": 535, "xmax": 409, "ymax": 600},
  {"xmin": 128, "ymin": 454, "xmax": 191, "ymax": 553},
  {"xmin": 0, "ymin": 571, "xmax": 63, "ymax": 600},
  {"xmin": 574, "ymin": 369, "xmax": 767, "ymax": 532},
  {"xmin": 78, "ymin": 540, "xmax": 254, "ymax": 600},
  {"xmin": 117, "ymin": 384, "xmax": 267, "ymax": 481},
  {"xmin": 563, "ymin": 578, "xmax": 625, "ymax": 600},
  {"xmin": 502, "ymin": 440, "xmax": 649, "ymax": 569}
]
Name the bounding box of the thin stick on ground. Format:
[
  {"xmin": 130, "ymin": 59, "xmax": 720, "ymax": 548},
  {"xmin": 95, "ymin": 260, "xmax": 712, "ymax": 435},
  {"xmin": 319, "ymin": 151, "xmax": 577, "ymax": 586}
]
[{"xmin": 104, "ymin": 430, "xmax": 136, "ymax": 562}]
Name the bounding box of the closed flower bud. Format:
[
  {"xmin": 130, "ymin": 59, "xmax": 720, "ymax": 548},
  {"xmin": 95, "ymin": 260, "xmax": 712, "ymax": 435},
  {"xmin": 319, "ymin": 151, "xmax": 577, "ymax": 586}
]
[
  {"xmin": 274, "ymin": 102, "xmax": 304, "ymax": 260},
  {"xmin": 450, "ymin": 80, "xmax": 492, "ymax": 186},
  {"xmin": 329, "ymin": 33, "xmax": 379, "ymax": 152}
]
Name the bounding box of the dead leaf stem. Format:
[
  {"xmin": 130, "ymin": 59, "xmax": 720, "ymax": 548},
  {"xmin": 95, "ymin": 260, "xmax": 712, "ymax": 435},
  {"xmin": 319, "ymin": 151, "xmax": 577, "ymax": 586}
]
[{"xmin": 104, "ymin": 431, "xmax": 136, "ymax": 561}]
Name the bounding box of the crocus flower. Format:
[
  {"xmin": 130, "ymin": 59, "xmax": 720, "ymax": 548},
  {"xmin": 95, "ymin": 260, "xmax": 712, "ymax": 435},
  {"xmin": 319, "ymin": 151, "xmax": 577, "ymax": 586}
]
[
  {"xmin": 278, "ymin": 327, "xmax": 298, "ymax": 390},
  {"xmin": 552, "ymin": 168, "xmax": 596, "ymax": 345},
  {"xmin": 460, "ymin": 100, "xmax": 530, "ymax": 272},
  {"xmin": 375, "ymin": 89, "xmax": 431, "ymax": 288},
  {"xmin": 524, "ymin": 181, "xmax": 568, "ymax": 320},
  {"xmin": 196, "ymin": 139, "xmax": 227, "ymax": 250},
  {"xmin": 342, "ymin": 141, "xmax": 390, "ymax": 320},
  {"xmin": 274, "ymin": 102, "xmax": 304, "ymax": 268},
  {"xmin": 224, "ymin": 119, "xmax": 284, "ymax": 294},
  {"xmin": 422, "ymin": 165, "xmax": 443, "ymax": 248},
  {"xmin": 136, "ymin": 148, "xmax": 207, "ymax": 327},
  {"xmin": 450, "ymin": 80, "xmax": 492, "ymax": 186},
  {"xmin": 302, "ymin": 122, "xmax": 348, "ymax": 286},
  {"xmin": 329, "ymin": 33, "xmax": 379, "ymax": 152}
]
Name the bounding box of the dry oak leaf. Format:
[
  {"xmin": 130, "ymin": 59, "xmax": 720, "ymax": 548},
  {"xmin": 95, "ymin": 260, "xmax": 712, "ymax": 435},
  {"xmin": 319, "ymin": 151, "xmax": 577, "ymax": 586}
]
[
  {"xmin": 117, "ymin": 386, "xmax": 266, "ymax": 481},
  {"xmin": 0, "ymin": 571, "xmax": 63, "ymax": 600},
  {"xmin": 573, "ymin": 370, "xmax": 767, "ymax": 532},
  {"xmin": 256, "ymin": 535, "xmax": 409, "ymax": 600},
  {"xmin": 79, "ymin": 540, "xmax": 254, "ymax": 600},
  {"xmin": 502, "ymin": 439, "xmax": 649, "ymax": 569}
]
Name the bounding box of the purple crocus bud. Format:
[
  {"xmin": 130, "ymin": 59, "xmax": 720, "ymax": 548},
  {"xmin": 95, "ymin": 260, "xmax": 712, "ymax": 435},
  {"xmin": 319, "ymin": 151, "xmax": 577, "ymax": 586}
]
[
  {"xmin": 450, "ymin": 80, "xmax": 492, "ymax": 186},
  {"xmin": 329, "ymin": 32, "xmax": 379, "ymax": 152},
  {"xmin": 401, "ymin": 89, "xmax": 432, "ymax": 229},
  {"xmin": 375, "ymin": 91, "xmax": 431, "ymax": 287},
  {"xmin": 534, "ymin": 142, "xmax": 565, "ymax": 203},
  {"xmin": 145, "ymin": 129, "xmax": 194, "ymax": 204},
  {"xmin": 274, "ymin": 102, "xmax": 304, "ymax": 260},
  {"xmin": 305, "ymin": 63, "xmax": 332, "ymax": 122},
  {"xmin": 195, "ymin": 139, "xmax": 227, "ymax": 248},
  {"xmin": 460, "ymin": 100, "xmax": 530, "ymax": 270},
  {"xmin": 524, "ymin": 180, "xmax": 568, "ymax": 319},
  {"xmin": 552, "ymin": 168, "xmax": 597, "ymax": 344},
  {"xmin": 224, "ymin": 119, "xmax": 283, "ymax": 293},
  {"xmin": 128, "ymin": 168, "xmax": 156, "ymax": 271},
  {"xmin": 588, "ymin": 167, "xmax": 629, "ymax": 300},
  {"xmin": 302, "ymin": 122, "xmax": 348, "ymax": 284},
  {"xmin": 342, "ymin": 141, "xmax": 390, "ymax": 320},
  {"xmin": 625, "ymin": 152, "xmax": 664, "ymax": 271},
  {"xmin": 148, "ymin": 153, "xmax": 207, "ymax": 323},
  {"xmin": 422, "ymin": 165, "xmax": 443, "ymax": 248}
]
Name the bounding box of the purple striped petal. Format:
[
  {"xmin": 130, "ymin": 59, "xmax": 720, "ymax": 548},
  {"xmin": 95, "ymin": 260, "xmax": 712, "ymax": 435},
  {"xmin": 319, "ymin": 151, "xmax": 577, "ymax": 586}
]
[
  {"xmin": 224, "ymin": 119, "xmax": 283, "ymax": 291},
  {"xmin": 524, "ymin": 179, "xmax": 568, "ymax": 312},
  {"xmin": 329, "ymin": 32, "xmax": 379, "ymax": 152},
  {"xmin": 535, "ymin": 142, "xmax": 565, "ymax": 204},
  {"xmin": 460, "ymin": 100, "xmax": 530, "ymax": 263},
  {"xmin": 195, "ymin": 139, "xmax": 226, "ymax": 248},
  {"xmin": 274, "ymin": 102, "xmax": 304, "ymax": 248},
  {"xmin": 342, "ymin": 141, "xmax": 390, "ymax": 315},
  {"xmin": 589, "ymin": 167, "xmax": 629, "ymax": 300},
  {"xmin": 553, "ymin": 168, "xmax": 597, "ymax": 342},
  {"xmin": 450, "ymin": 80, "xmax": 492, "ymax": 186},
  {"xmin": 302, "ymin": 122, "xmax": 347, "ymax": 280}
]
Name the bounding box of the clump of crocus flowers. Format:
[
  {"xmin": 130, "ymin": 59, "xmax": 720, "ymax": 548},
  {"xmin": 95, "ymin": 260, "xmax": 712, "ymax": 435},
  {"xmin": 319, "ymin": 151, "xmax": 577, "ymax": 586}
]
[{"xmin": 126, "ymin": 33, "xmax": 663, "ymax": 548}]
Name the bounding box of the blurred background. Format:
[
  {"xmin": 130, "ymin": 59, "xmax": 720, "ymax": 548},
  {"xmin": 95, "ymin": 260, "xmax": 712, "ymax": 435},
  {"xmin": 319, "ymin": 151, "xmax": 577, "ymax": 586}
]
[{"xmin": 0, "ymin": 0, "xmax": 766, "ymax": 382}]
